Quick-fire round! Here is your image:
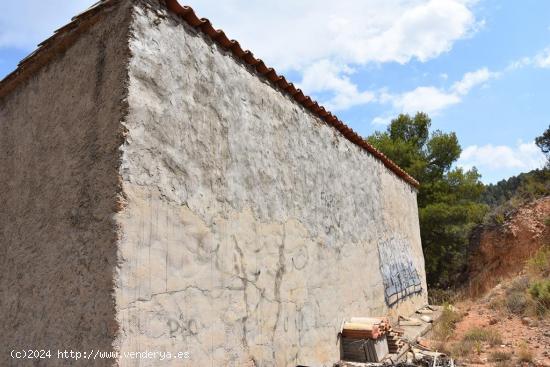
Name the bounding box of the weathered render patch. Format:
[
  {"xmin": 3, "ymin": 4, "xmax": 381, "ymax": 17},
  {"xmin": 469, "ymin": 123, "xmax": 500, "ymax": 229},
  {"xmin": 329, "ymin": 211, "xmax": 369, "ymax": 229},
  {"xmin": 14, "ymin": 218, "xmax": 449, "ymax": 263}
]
[{"xmin": 116, "ymin": 184, "xmax": 381, "ymax": 366}]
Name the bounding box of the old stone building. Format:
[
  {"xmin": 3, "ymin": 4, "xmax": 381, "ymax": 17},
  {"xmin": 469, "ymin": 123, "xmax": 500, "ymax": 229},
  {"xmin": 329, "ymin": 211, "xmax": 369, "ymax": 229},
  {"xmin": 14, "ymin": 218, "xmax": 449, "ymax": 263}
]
[{"xmin": 0, "ymin": 1, "xmax": 427, "ymax": 366}]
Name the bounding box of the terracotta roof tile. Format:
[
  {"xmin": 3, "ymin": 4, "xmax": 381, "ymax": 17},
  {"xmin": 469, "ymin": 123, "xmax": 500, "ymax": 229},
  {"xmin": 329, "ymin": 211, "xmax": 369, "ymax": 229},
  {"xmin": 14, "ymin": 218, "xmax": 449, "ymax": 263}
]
[{"xmin": 0, "ymin": 0, "xmax": 419, "ymax": 188}]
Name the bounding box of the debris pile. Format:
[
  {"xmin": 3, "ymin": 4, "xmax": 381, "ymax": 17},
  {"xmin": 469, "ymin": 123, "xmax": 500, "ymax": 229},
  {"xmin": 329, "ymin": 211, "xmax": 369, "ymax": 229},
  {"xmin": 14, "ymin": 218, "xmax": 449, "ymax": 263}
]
[
  {"xmin": 398, "ymin": 306, "xmax": 436, "ymax": 326},
  {"xmin": 407, "ymin": 347, "xmax": 454, "ymax": 367},
  {"xmin": 341, "ymin": 317, "xmax": 402, "ymax": 362},
  {"xmin": 337, "ymin": 347, "xmax": 453, "ymax": 367},
  {"xmin": 338, "ymin": 306, "xmax": 448, "ymax": 367},
  {"xmin": 386, "ymin": 328, "xmax": 405, "ymax": 354}
]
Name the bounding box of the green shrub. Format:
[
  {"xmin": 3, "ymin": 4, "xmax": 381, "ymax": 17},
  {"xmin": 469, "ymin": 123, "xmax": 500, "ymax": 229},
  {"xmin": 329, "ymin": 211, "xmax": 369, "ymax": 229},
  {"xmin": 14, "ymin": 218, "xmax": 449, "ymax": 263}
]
[
  {"xmin": 481, "ymin": 168, "xmax": 550, "ymax": 226},
  {"xmin": 527, "ymin": 245, "xmax": 550, "ymax": 277},
  {"xmin": 530, "ymin": 279, "xmax": 550, "ymax": 302},
  {"xmin": 529, "ymin": 279, "xmax": 550, "ymax": 316},
  {"xmin": 494, "ymin": 213, "xmax": 505, "ymax": 225}
]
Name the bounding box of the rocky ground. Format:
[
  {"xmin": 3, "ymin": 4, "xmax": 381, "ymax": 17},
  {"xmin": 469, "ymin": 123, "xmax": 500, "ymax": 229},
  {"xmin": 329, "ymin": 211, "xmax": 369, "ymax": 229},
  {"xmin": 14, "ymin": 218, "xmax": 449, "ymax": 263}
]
[
  {"xmin": 425, "ymin": 196, "xmax": 550, "ymax": 366},
  {"xmin": 426, "ymin": 279, "xmax": 550, "ymax": 367},
  {"xmin": 454, "ymin": 296, "xmax": 549, "ymax": 366}
]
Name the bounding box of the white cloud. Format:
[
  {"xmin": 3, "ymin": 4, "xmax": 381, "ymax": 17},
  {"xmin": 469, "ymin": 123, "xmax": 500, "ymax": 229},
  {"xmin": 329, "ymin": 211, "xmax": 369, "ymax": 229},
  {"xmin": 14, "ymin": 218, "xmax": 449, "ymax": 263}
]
[
  {"xmin": 189, "ymin": 0, "xmax": 479, "ymax": 70},
  {"xmin": 300, "ymin": 65, "xmax": 498, "ymax": 115},
  {"xmin": 0, "ymin": 1, "xmax": 96, "ymax": 49},
  {"xmin": 299, "ymin": 59, "xmax": 375, "ymax": 111},
  {"xmin": 0, "ymin": 0, "xmax": 480, "ymax": 66},
  {"xmin": 391, "ymin": 86, "xmax": 461, "ymax": 115},
  {"xmin": 507, "ymin": 47, "xmax": 550, "ymax": 70},
  {"xmin": 1, "ymin": 0, "xmax": 481, "ymax": 116},
  {"xmin": 379, "ymin": 67, "xmax": 497, "ymax": 116},
  {"xmin": 457, "ymin": 141, "xmax": 546, "ymax": 171},
  {"xmin": 534, "ymin": 48, "xmax": 550, "ymax": 68},
  {"xmin": 451, "ymin": 67, "xmax": 500, "ymax": 95},
  {"xmin": 506, "ymin": 56, "xmax": 532, "ymax": 71}
]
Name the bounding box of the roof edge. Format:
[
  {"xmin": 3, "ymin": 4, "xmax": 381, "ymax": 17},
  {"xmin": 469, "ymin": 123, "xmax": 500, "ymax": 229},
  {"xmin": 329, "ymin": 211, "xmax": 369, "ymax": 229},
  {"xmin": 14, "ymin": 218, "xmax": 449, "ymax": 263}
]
[
  {"xmin": 0, "ymin": 0, "xmax": 419, "ymax": 189},
  {"xmin": 164, "ymin": 0, "xmax": 419, "ymax": 188},
  {"xmin": 0, "ymin": 1, "xmax": 113, "ymax": 102}
]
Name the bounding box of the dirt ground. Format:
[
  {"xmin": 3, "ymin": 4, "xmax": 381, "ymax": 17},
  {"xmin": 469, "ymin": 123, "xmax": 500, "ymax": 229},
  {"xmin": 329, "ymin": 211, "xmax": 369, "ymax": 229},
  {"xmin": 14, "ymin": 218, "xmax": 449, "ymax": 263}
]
[{"xmin": 432, "ymin": 284, "xmax": 550, "ymax": 366}]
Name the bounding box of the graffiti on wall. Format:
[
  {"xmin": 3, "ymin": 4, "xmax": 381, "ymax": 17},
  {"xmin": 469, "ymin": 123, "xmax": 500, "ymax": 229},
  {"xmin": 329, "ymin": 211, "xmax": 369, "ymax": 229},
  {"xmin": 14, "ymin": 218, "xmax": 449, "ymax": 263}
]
[{"xmin": 377, "ymin": 236, "xmax": 422, "ymax": 307}]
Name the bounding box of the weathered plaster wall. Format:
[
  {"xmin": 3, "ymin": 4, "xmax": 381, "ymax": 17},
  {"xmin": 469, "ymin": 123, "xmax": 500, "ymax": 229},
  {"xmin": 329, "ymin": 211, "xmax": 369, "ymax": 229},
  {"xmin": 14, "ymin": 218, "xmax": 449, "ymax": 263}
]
[
  {"xmin": 0, "ymin": 2, "xmax": 131, "ymax": 366},
  {"xmin": 115, "ymin": 2, "xmax": 427, "ymax": 367}
]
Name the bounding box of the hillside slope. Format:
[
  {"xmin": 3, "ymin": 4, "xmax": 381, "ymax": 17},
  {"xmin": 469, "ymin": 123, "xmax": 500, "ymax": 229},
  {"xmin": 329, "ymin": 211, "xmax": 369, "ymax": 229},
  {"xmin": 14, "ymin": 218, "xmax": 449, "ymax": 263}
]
[{"xmin": 467, "ymin": 196, "xmax": 550, "ymax": 295}]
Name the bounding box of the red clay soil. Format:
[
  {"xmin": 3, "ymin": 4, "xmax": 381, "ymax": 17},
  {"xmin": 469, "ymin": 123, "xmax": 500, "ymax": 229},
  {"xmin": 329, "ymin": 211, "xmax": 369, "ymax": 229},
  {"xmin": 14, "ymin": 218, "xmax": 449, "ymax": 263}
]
[
  {"xmin": 467, "ymin": 197, "xmax": 550, "ymax": 296},
  {"xmin": 449, "ymin": 287, "xmax": 550, "ymax": 367}
]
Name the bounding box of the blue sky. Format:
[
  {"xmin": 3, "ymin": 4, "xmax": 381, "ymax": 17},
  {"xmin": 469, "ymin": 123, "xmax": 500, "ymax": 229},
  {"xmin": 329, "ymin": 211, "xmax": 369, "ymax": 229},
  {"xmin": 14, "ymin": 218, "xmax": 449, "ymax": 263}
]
[{"xmin": 1, "ymin": 0, "xmax": 548, "ymax": 183}]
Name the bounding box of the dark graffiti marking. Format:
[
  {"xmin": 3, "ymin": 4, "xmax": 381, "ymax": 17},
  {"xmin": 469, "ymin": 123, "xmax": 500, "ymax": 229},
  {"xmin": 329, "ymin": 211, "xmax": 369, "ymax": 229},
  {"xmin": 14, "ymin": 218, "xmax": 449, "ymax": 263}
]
[{"xmin": 377, "ymin": 236, "xmax": 422, "ymax": 307}]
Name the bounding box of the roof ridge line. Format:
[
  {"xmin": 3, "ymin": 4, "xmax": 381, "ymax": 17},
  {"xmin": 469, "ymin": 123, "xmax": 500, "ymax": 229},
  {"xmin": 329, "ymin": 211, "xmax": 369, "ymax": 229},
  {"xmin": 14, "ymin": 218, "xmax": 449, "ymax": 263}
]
[
  {"xmin": 164, "ymin": 0, "xmax": 419, "ymax": 188},
  {"xmin": 0, "ymin": 0, "xmax": 418, "ymax": 188}
]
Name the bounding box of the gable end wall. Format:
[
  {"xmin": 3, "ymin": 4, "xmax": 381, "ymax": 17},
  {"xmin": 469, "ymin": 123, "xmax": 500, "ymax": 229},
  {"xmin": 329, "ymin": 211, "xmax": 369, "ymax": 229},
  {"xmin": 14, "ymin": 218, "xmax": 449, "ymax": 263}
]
[{"xmin": 0, "ymin": 2, "xmax": 133, "ymax": 366}]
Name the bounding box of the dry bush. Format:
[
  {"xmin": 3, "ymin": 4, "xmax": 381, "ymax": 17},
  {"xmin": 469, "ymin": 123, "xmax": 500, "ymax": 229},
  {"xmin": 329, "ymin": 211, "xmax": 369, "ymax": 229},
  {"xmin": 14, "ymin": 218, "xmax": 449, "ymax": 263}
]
[
  {"xmin": 450, "ymin": 339, "xmax": 474, "ymax": 358},
  {"xmin": 527, "ymin": 245, "xmax": 550, "ymax": 278},
  {"xmin": 506, "ymin": 291, "xmax": 528, "ymax": 315},
  {"xmin": 494, "ymin": 360, "xmax": 513, "ymax": 367},
  {"xmin": 488, "ymin": 297, "xmax": 506, "ymax": 312},
  {"xmin": 429, "ymin": 288, "xmax": 459, "ymax": 305},
  {"xmin": 517, "ymin": 341, "xmax": 534, "ymax": 362},
  {"xmin": 507, "ymin": 276, "xmax": 530, "ymax": 293},
  {"xmin": 432, "ymin": 340, "xmax": 451, "ymax": 355},
  {"xmin": 464, "ymin": 276, "xmax": 489, "ymax": 299},
  {"xmin": 462, "ymin": 327, "xmax": 502, "ymax": 346},
  {"xmin": 489, "ymin": 351, "xmax": 511, "ymax": 362},
  {"xmin": 432, "ymin": 304, "xmax": 462, "ymax": 342},
  {"xmin": 450, "ymin": 327, "xmax": 503, "ymax": 358}
]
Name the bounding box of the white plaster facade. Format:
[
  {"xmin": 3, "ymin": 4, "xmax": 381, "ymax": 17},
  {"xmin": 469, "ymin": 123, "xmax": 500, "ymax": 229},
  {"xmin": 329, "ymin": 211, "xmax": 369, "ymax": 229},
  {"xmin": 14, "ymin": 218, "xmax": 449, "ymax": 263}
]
[
  {"xmin": 0, "ymin": 1, "xmax": 426, "ymax": 366},
  {"xmin": 115, "ymin": 2, "xmax": 427, "ymax": 366}
]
